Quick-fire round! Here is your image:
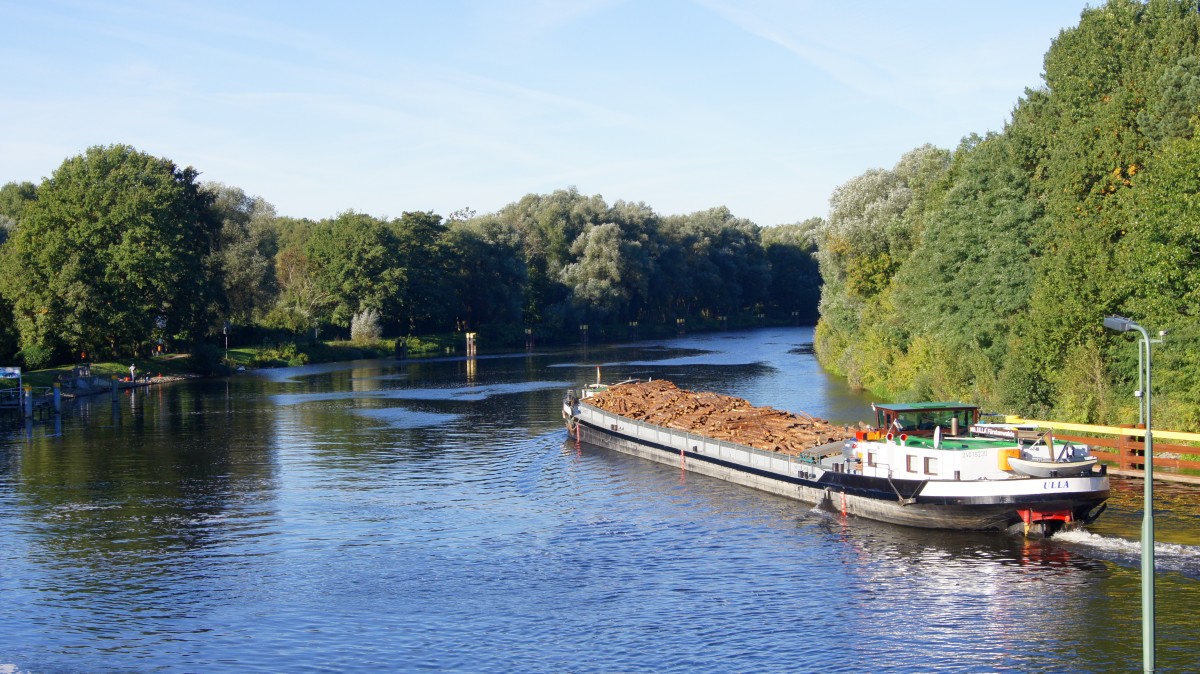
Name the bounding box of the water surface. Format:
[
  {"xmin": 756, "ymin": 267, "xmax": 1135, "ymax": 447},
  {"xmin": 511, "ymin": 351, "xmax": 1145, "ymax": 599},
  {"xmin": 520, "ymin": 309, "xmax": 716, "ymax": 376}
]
[{"xmin": 2, "ymin": 327, "xmax": 1198, "ymax": 672}]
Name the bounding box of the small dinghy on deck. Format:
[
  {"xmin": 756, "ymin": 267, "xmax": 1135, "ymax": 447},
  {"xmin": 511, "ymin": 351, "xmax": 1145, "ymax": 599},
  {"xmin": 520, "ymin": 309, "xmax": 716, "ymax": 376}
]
[{"xmin": 1006, "ymin": 456, "xmax": 1099, "ymax": 478}]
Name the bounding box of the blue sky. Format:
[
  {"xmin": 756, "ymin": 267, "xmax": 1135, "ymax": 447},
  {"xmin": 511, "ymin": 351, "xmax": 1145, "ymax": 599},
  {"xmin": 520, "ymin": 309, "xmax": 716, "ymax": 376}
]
[{"xmin": 1, "ymin": 1, "xmax": 1095, "ymax": 226}]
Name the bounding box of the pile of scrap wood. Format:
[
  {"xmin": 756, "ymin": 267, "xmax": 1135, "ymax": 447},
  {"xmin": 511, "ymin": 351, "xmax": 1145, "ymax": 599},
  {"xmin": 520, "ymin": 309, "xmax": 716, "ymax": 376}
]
[{"xmin": 587, "ymin": 379, "xmax": 853, "ymax": 455}]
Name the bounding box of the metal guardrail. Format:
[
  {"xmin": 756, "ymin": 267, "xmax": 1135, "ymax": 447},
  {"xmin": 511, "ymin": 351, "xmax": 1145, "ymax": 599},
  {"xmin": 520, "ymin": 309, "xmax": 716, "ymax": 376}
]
[{"xmin": 0, "ymin": 385, "xmax": 58, "ymax": 415}]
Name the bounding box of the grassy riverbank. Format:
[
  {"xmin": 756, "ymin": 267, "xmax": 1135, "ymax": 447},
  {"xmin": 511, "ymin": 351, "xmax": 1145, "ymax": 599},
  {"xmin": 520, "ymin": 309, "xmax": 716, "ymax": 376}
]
[{"xmin": 10, "ymin": 335, "xmax": 461, "ymax": 389}]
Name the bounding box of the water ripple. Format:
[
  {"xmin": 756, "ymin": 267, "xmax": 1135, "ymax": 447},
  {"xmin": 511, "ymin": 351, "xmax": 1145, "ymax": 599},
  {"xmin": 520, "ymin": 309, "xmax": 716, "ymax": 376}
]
[{"xmin": 2, "ymin": 330, "xmax": 1199, "ymax": 673}]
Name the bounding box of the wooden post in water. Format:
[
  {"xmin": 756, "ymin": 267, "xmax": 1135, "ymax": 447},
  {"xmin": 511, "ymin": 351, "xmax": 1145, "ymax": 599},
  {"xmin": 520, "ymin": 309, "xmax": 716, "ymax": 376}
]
[
  {"xmin": 53, "ymin": 383, "xmax": 61, "ymax": 414},
  {"xmin": 22, "ymin": 386, "xmax": 33, "ymax": 418}
]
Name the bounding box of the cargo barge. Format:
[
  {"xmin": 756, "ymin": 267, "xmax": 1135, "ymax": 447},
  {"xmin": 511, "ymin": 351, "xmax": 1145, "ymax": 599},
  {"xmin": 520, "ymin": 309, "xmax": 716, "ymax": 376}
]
[{"xmin": 562, "ymin": 379, "xmax": 1109, "ymax": 536}]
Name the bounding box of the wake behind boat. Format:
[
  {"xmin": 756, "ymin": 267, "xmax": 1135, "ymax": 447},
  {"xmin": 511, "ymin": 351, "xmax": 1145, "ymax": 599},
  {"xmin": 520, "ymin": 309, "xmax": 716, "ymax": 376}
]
[{"xmin": 562, "ymin": 379, "xmax": 1109, "ymax": 537}]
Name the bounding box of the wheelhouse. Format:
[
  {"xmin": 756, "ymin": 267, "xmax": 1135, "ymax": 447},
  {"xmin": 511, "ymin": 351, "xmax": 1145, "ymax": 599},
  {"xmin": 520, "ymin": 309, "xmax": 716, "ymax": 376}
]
[{"xmin": 872, "ymin": 402, "xmax": 980, "ymax": 436}]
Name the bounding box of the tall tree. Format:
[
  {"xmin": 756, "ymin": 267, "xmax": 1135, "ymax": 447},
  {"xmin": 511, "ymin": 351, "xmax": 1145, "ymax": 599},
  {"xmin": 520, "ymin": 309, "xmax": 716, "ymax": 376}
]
[
  {"xmin": 205, "ymin": 182, "xmax": 280, "ymax": 324},
  {"xmin": 761, "ymin": 219, "xmax": 822, "ymax": 323},
  {"xmin": 814, "ymin": 145, "xmax": 949, "ymax": 389},
  {"xmin": 0, "ymin": 181, "xmax": 35, "ymax": 362},
  {"xmin": 304, "ymin": 211, "xmax": 403, "ymax": 329},
  {"xmin": 811, "ymin": 0, "xmax": 1200, "ymax": 426},
  {"xmin": 445, "ymin": 215, "xmax": 526, "ymax": 329},
  {"xmin": 659, "ymin": 207, "xmax": 769, "ymax": 320},
  {"xmin": 561, "ymin": 221, "xmax": 648, "ymax": 321},
  {"xmin": 263, "ymin": 246, "xmax": 333, "ymax": 337},
  {"xmin": 0, "ymin": 144, "xmax": 220, "ymax": 360},
  {"xmin": 497, "ymin": 187, "xmax": 607, "ymax": 328},
  {"xmin": 0, "ymin": 181, "xmax": 37, "ymax": 246},
  {"xmin": 390, "ymin": 210, "xmax": 451, "ymax": 334}
]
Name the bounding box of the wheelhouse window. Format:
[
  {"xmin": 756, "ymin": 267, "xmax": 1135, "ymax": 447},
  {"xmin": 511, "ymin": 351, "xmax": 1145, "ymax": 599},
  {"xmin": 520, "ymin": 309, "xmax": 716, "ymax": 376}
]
[
  {"xmin": 867, "ymin": 452, "xmax": 876, "ymax": 467},
  {"xmin": 924, "ymin": 457, "xmax": 938, "ymax": 476},
  {"xmin": 906, "ymin": 455, "xmax": 918, "ymax": 473},
  {"xmin": 875, "ymin": 404, "xmax": 979, "ymax": 433}
]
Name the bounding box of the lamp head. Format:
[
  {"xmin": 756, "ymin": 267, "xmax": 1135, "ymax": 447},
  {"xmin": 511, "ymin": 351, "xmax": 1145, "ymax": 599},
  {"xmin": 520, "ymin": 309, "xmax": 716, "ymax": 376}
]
[{"xmin": 1104, "ymin": 315, "xmax": 1136, "ymax": 332}]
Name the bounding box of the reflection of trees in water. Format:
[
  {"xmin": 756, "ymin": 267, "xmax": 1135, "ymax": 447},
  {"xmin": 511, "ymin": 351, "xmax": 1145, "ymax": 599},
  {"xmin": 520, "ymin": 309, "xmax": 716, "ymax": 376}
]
[{"xmin": 15, "ymin": 379, "xmax": 280, "ymax": 600}]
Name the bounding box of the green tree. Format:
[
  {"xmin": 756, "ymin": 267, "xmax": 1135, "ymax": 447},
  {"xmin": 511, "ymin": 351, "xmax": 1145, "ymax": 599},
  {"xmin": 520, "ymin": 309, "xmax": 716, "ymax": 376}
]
[
  {"xmin": 0, "ymin": 181, "xmax": 34, "ymax": 361},
  {"xmin": 390, "ymin": 210, "xmax": 451, "ymax": 333},
  {"xmin": 814, "ymin": 145, "xmax": 949, "ymax": 390},
  {"xmin": 205, "ymin": 182, "xmax": 280, "ymax": 325},
  {"xmin": 0, "ymin": 144, "xmax": 220, "ymax": 360},
  {"xmin": 496, "ymin": 187, "xmax": 607, "ymax": 329},
  {"xmin": 445, "ymin": 215, "xmax": 526, "ymax": 329},
  {"xmin": 304, "ymin": 211, "xmax": 403, "ymax": 329},
  {"xmin": 761, "ymin": 219, "xmax": 822, "ymax": 323},
  {"xmin": 263, "ymin": 246, "xmax": 333, "ymax": 337},
  {"xmin": 1109, "ymin": 131, "xmax": 1200, "ymax": 427},
  {"xmin": 659, "ymin": 207, "xmax": 769, "ymax": 320},
  {"xmin": 0, "ymin": 181, "xmax": 37, "ymax": 246},
  {"xmin": 1009, "ymin": 0, "xmax": 1200, "ymax": 419},
  {"xmin": 1138, "ymin": 55, "xmax": 1200, "ymax": 144},
  {"xmin": 1118, "ymin": 132, "xmax": 1200, "ymax": 325},
  {"xmin": 887, "ymin": 133, "xmax": 1041, "ymax": 404},
  {"xmin": 561, "ymin": 221, "xmax": 648, "ymax": 321},
  {"xmin": 811, "ymin": 0, "xmax": 1200, "ymax": 424}
]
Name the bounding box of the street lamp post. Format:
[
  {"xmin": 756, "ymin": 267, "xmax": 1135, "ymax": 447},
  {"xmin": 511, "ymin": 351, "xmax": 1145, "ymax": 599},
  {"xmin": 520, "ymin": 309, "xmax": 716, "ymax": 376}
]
[{"xmin": 1103, "ymin": 315, "xmax": 1155, "ymax": 674}]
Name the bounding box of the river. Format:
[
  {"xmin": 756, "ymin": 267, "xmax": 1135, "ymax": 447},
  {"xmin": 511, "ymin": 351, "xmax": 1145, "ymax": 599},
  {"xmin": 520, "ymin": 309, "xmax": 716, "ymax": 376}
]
[{"xmin": 2, "ymin": 327, "xmax": 1199, "ymax": 673}]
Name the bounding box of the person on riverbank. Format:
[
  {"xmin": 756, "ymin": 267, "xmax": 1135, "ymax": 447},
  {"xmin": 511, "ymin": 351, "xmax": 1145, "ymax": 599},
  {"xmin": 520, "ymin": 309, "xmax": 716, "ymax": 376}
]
[{"xmin": 129, "ymin": 364, "xmax": 137, "ymax": 382}]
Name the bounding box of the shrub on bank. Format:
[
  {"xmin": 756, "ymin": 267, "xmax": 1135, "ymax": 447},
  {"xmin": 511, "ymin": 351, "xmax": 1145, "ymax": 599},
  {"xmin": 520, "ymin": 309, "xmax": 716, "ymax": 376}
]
[
  {"xmin": 16, "ymin": 344, "xmax": 54, "ymax": 370},
  {"xmin": 188, "ymin": 343, "xmax": 225, "ymax": 375}
]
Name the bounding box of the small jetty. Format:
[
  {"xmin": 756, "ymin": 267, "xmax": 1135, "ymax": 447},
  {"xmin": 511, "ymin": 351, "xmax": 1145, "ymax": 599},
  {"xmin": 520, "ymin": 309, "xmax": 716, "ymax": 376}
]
[
  {"xmin": 2, "ymin": 362, "xmax": 184, "ymax": 426},
  {"xmin": 1, "ymin": 384, "xmax": 62, "ymax": 422}
]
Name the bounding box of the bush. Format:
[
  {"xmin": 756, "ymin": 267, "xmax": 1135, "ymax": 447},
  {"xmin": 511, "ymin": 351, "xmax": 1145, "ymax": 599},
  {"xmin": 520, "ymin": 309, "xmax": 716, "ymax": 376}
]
[
  {"xmin": 187, "ymin": 342, "xmax": 225, "ymax": 375},
  {"xmin": 16, "ymin": 344, "xmax": 54, "ymax": 370},
  {"xmin": 249, "ymin": 341, "xmax": 306, "ymax": 367},
  {"xmin": 351, "ymin": 308, "xmax": 382, "ymax": 344},
  {"xmin": 395, "ymin": 334, "xmax": 445, "ymax": 356}
]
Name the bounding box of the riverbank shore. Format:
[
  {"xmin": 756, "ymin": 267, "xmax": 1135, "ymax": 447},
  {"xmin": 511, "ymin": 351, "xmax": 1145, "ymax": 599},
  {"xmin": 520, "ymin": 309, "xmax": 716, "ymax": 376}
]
[{"xmin": 5, "ymin": 333, "xmax": 468, "ymax": 394}]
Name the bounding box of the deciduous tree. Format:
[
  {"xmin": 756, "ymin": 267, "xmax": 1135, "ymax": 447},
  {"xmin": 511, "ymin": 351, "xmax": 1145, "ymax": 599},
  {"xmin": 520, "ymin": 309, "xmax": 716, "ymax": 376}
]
[{"xmin": 0, "ymin": 144, "xmax": 220, "ymax": 359}]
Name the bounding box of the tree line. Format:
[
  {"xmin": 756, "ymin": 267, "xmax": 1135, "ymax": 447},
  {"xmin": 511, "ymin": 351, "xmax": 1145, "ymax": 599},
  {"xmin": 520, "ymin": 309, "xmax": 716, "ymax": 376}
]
[
  {"xmin": 12, "ymin": 0, "xmax": 1192, "ymax": 430},
  {"xmin": 814, "ymin": 0, "xmax": 1200, "ymax": 428},
  {"xmin": 0, "ymin": 146, "xmax": 820, "ymax": 370}
]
